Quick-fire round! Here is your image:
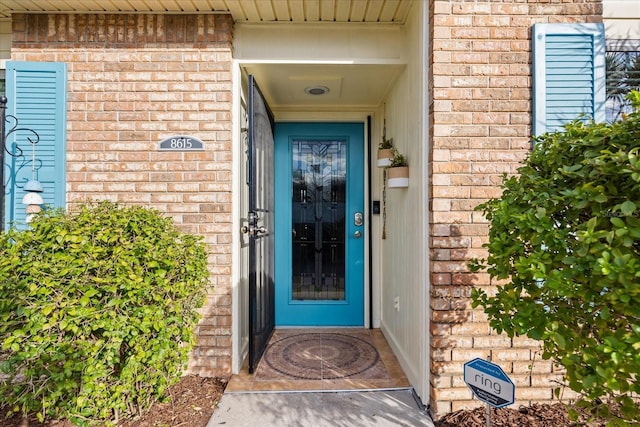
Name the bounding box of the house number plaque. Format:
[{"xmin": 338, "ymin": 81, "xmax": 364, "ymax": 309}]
[{"xmin": 159, "ymin": 135, "xmax": 204, "ymax": 151}]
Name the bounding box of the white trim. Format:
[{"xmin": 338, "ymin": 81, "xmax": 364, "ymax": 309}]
[
  {"xmin": 231, "ymin": 61, "xmax": 244, "ymax": 374},
  {"xmin": 419, "ymin": 0, "xmax": 431, "ymax": 408},
  {"xmin": 362, "ymin": 118, "xmax": 372, "ymax": 329},
  {"xmin": 276, "ymin": 111, "xmax": 373, "ymax": 122}
]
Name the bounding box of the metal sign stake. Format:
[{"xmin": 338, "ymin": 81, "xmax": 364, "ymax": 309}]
[
  {"xmin": 486, "ymin": 355, "xmax": 491, "ymax": 427},
  {"xmin": 486, "ymin": 402, "xmax": 491, "ymax": 427}
]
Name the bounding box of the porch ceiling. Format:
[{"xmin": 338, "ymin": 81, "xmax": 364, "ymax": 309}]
[
  {"xmin": 0, "ymin": 1, "xmax": 412, "ymax": 23},
  {"xmin": 243, "ymin": 63, "xmax": 405, "ymax": 112}
]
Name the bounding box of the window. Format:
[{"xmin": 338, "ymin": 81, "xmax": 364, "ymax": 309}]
[{"xmin": 606, "ymin": 42, "xmax": 640, "ymax": 122}]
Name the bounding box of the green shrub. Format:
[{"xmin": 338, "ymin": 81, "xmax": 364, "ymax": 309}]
[
  {"xmin": 0, "ymin": 201, "xmax": 211, "ymax": 425},
  {"xmin": 471, "ymin": 92, "xmax": 640, "ymax": 424}
]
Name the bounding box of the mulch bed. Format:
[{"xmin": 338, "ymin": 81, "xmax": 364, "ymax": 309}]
[
  {"xmin": 434, "ymin": 403, "xmax": 614, "ymax": 427},
  {"xmin": 0, "ymin": 376, "xmax": 227, "ymax": 427}
]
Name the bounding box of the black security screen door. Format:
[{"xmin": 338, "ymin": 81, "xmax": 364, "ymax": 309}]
[{"xmin": 246, "ymin": 75, "xmax": 275, "ymax": 373}]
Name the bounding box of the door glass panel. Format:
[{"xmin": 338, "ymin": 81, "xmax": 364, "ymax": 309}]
[{"xmin": 291, "ymin": 139, "xmax": 346, "ymax": 301}]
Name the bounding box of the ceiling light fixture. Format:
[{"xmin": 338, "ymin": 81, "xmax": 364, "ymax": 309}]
[{"xmin": 304, "ymin": 86, "xmax": 330, "ymax": 96}]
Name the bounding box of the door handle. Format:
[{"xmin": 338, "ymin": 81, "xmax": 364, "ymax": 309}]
[
  {"xmin": 354, "ymin": 230, "xmax": 362, "ymax": 238},
  {"xmin": 241, "ymin": 225, "xmax": 267, "ymax": 235},
  {"xmin": 242, "ymin": 212, "xmax": 267, "ymax": 235}
]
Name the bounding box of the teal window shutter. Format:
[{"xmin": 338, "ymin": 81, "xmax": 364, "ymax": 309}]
[
  {"xmin": 4, "ymin": 62, "xmax": 67, "ymax": 229},
  {"xmin": 532, "ymin": 23, "xmax": 606, "ymax": 136}
]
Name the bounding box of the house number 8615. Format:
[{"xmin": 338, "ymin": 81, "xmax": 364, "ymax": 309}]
[
  {"xmin": 170, "ymin": 138, "xmax": 193, "ymax": 149},
  {"xmin": 158, "ymin": 135, "xmax": 205, "ymax": 151}
]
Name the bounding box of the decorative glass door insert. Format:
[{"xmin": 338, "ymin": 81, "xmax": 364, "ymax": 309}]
[{"xmin": 291, "ymin": 139, "xmax": 346, "ymax": 301}]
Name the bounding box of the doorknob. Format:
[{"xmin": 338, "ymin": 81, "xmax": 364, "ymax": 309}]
[
  {"xmin": 241, "ymin": 225, "xmax": 267, "ymax": 235},
  {"xmin": 354, "ymin": 230, "xmax": 362, "ymax": 238},
  {"xmin": 242, "ymin": 212, "xmax": 267, "ymax": 235}
]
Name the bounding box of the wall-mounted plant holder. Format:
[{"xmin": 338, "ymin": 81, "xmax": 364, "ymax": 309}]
[
  {"xmin": 377, "ymin": 148, "xmax": 393, "ymax": 167},
  {"xmin": 380, "ymin": 141, "xmax": 409, "ymax": 238},
  {"xmin": 387, "ymin": 165, "xmax": 409, "ymax": 188},
  {"xmin": 377, "ymin": 137, "xmax": 394, "ymax": 167},
  {"xmin": 386, "ymin": 147, "xmax": 409, "ymax": 188}
]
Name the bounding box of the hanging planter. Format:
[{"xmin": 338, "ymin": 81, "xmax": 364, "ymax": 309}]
[
  {"xmin": 387, "ymin": 165, "xmax": 409, "ymax": 188},
  {"xmin": 377, "ymin": 137, "xmax": 394, "ymax": 167},
  {"xmin": 377, "ymin": 149, "xmax": 393, "ymax": 167},
  {"xmin": 386, "ymin": 148, "xmax": 409, "ymax": 188}
]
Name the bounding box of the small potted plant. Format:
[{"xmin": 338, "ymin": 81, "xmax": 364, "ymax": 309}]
[
  {"xmin": 387, "ymin": 147, "xmax": 409, "ymax": 188},
  {"xmin": 377, "ymin": 137, "xmax": 394, "ymax": 167}
]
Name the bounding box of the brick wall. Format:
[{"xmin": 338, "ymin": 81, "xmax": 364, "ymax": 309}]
[
  {"xmin": 429, "ymin": 0, "xmax": 602, "ymax": 416},
  {"xmin": 11, "ymin": 13, "xmax": 235, "ymax": 377}
]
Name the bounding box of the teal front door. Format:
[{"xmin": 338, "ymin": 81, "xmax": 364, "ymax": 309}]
[{"xmin": 274, "ymin": 122, "xmax": 365, "ymax": 326}]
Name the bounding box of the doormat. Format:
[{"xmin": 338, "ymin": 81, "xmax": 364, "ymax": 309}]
[{"xmin": 255, "ymin": 332, "xmax": 390, "ymax": 380}]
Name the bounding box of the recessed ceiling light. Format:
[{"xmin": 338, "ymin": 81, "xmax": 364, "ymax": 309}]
[{"xmin": 304, "ymin": 86, "xmax": 330, "ymax": 96}]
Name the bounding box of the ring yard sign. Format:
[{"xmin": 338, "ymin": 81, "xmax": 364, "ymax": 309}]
[{"xmin": 463, "ymin": 358, "xmax": 515, "ymax": 408}]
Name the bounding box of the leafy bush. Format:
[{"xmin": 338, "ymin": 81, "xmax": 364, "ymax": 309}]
[
  {"xmin": 471, "ymin": 92, "xmax": 640, "ymax": 424},
  {"xmin": 0, "ymin": 201, "xmax": 210, "ymax": 425}
]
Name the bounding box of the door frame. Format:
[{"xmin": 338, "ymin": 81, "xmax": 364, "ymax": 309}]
[
  {"xmin": 231, "ymin": 64, "xmax": 376, "ymax": 375},
  {"xmin": 273, "ymin": 117, "xmax": 372, "ymax": 333}
]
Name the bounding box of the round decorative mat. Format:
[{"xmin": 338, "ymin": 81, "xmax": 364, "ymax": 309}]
[{"xmin": 261, "ymin": 333, "xmax": 381, "ymax": 380}]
